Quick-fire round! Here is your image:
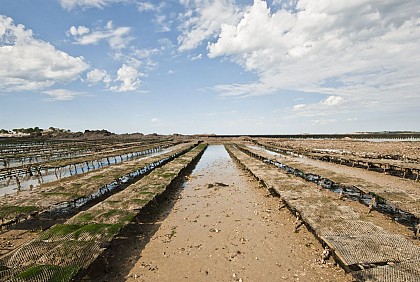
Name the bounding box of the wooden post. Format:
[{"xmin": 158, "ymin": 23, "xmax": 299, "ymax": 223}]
[{"xmin": 368, "ymin": 197, "xmax": 376, "ymax": 214}]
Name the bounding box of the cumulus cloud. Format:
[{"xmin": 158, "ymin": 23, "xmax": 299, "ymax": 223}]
[
  {"xmin": 320, "ymin": 96, "xmax": 343, "ymax": 106},
  {"xmin": 0, "ymin": 15, "xmax": 89, "ymax": 92},
  {"xmin": 178, "ymin": 0, "xmax": 243, "ymax": 51},
  {"xmin": 110, "ymin": 64, "xmax": 143, "ymax": 92},
  {"xmin": 207, "ymin": 0, "xmax": 420, "ymax": 113},
  {"xmin": 292, "ymin": 96, "xmax": 346, "ymax": 118},
  {"xmin": 68, "ymin": 21, "xmax": 132, "ymax": 49},
  {"xmin": 86, "ymin": 68, "xmax": 111, "ymax": 85},
  {"xmin": 68, "ymin": 25, "xmax": 90, "ymax": 36},
  {"xmin": 59, "ymin": 0, "xmax": 129, "ymax": 10},
  {"xmin": 42, "ymin": 89, "xmax": 84, "ymax": 100}
]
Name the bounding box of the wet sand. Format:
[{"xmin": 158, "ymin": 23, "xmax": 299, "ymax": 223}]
[{"xmin": 125, "ymin": 146, "xmax": 351, "ymax": 281}]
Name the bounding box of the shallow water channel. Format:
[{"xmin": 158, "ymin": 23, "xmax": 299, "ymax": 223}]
[
  {"xmin": 190, "ymin": 145, "xmax": 230, "ymax": 172},
  {"xmin": 0, "ymin": 148, "xmax": 173, "ymax": 197},
  {"xmin": 120, "ymin": 144, "xmax": 351, "ymax": 281}
]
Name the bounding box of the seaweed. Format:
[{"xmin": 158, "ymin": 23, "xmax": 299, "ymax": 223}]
[
  {"xmin": 0, "ymin": 205, "xmax": 38, "ymax": 218},
  {"xmin": 17, "ymin": 264, "xmax": 80, "ymax": 282}
]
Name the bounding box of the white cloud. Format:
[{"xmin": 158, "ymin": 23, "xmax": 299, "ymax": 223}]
[
  {"xmin": 68, "ymin": 21, "xmax": 132, "ymax": 49},
  {"xmin": 138, "ymin": 2, "xmax": 156, "ymax": 12},
  {"xmin": 311, "ymin": 119, "xmax": 336, "ymax": 126},
  {"xmin": 190, "ymin": 53, "xmax": 202, "ymax": 60},
  {"xmin": 110, "ymin": 64, "xmax": 142, "ymax": 92},
  {"xmin": 86, "ymin": 68, "xmax": 111, "ymax": 85},
  {"xmin": 178, "ymin": 0, "xmax": 243, "ymax": 51},
  {"xmin": 59, "ymin": 0, "xmax": 129, "ymax": 10},
  {"xmin": 42, "ymin": 89, "xmax": 84, "ymax": 100},
  {"xmin": 293, "ymin": 104, "xmax": 306, "ymax": 111},
  {"xmin": 207, "ymin": 0, "xmax": 420, "ymax": 114},
  {"xmin": 291, "ymin": 96, "xmax": 346, "ymax": 118},
  {"xmin": 155, "ymin": 14, "xmax": 171, "ymax": 32},
  {"xmin": 0, "ymin": 15, "xmax": 89, "ymax": 92},
  {"xmin": 69, "ymin": 25, "xmax": 90, "ymax": 36},
  {"xmin": 137, "ymin": 2, "xmax": 171, "ymax": 32},
  {"xmin": 113, "ymin": 47, "xmax": 159, "ymax": 70},
  {"xmin": 320, "ymin": 96, "xmax": 343, "ymax": 106}
]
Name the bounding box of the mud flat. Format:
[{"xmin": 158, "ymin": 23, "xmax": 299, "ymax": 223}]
[
  {"xmin": 256, "ymin": 139, "xmax": 420, "ymax": 181},
  {"xmin": 245, "ymin": 144, "xmax": 420, "ymax": 230},
  {"xmin": 0, "ymin": 143, "xmax": 205, "ymax": 281},
  {"xmin": 121, "ymin": 145, "xmax": 350, "ymax": 281},
  {"xmin": 227, "ymin": 145, "xmax": 420, "ymax": 281}
]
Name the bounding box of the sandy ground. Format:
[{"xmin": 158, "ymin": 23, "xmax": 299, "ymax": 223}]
[
  {"xmin": 123, "ymin": 146, "xmax": 352, "ymax": 282},
  {"xmin": 289, "ymin": 154, "xmax": 420, "ymax": 196},
  {"xmin": 245, "ymin": 145, "xmax": 420, "ymax": 245}
]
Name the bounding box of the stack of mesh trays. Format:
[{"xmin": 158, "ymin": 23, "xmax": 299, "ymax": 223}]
[{"xmin": 320, "ymin": 220, "xmax": 420, "ymax": 282}]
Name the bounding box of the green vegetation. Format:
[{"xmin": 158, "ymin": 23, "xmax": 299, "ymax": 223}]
[
  {"xmin": 102, "ymin": 209, "xmax": 129, "ymax": 219},
  {"xmin": 72, "ymin": 223, "xmax": 122, "ymax": 239},
  {"xmin": 73, "ymin": 212, "xmax": 95, "ymax": 223},
  {"xmin": 40, "ymin": 223, "xmax": 123, "ymax": 241},
  {"xmin": 89, "ymin": 175, "xmax": 104, "ymax": 180},
  {"xmin": 18, "ymin": 265, "xmax": 57, "ymax": 279},
  {"xmin": 0, "ymin": 205, "xmax": 38, "ymax": 219},
  {"xmin": 48, "ymin": 265, "xmax": 80, "ymax": 282},
  {"xmin": 39, "ymin": 224, "xmax": 81, "ymax": 240},
  {"xmin": 17, "ymin": 264, "xmax": 80, "ymax": 282},
  {"xmin": 157, "ymin": 171, "xmax": 177, "ymax": 179},
  {"xmin": 12, "ymin": 127, "xmax": 43, "ymax": 134},
  {"xmin": 69, "ymin": 209, "xmax": 135, "ymax": 225},
  {"xmin": 137, "ymin": 191, "xmax": 155, "ymax": 195},
  {"xmin": 130, "ymin": 198, "xmax": 151, "ymax": 206}
]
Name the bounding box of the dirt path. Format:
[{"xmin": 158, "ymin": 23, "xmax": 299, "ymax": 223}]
[{"xmin": 125, "ymin": 146, "xmax": 352, "ymax": 281}]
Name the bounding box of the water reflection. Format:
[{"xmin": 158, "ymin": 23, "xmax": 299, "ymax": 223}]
[
  {"xmin": 190, "ymin": 145, "xmax": 229, "ymax": 173},
  {"xmin": 0, "ymin": 147, "xmax": 173, "ymax": 196}
]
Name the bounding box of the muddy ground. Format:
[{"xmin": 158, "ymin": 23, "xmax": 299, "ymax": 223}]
[
  {"xmin": 80, "ymin": 146, "xmax": 352, "ymax": 281},
  {"xmin": 261, "ymin": 138, "xmax": 420, "ymax": 161},
  {"xmin": 2, "ymin": 139, "xmax": 419, "ymax": 281}
]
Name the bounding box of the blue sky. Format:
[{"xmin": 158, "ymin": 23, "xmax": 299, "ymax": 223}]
[{"xmin": 1, "ymin": 0, "xmax": 419, "ymax": 134}]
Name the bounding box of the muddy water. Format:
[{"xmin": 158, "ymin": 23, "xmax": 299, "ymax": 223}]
[{"xmin": 125, "ymin": 145, "xmax": 350, "ymax": 281}]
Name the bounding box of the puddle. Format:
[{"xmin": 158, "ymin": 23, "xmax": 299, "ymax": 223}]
[
  {"xmin": 0, "ymin": 147, "xmax": 173, "ymax": 197},
  {"xmin": 189, "ymin": 145, "xmax": 229, "ymax": 173}
]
